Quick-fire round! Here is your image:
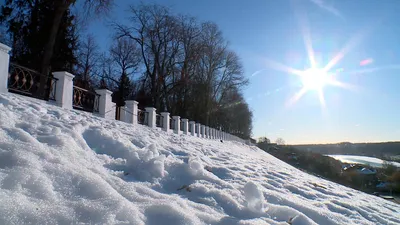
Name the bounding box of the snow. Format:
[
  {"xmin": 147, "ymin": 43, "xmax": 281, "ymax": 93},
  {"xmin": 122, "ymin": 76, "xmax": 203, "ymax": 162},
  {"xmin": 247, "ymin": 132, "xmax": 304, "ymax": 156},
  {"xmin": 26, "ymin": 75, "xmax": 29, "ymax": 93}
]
[
  {"xmin": 329, "ymin": 155, "xmax": 400, "ymax": 168},
  {"xmin": 359, "ymin": 168, "xmax": 376, "ymax": 175},
  {"xmin": 0, "ymin": 93, "xmax": 399, "ymax": 225}
]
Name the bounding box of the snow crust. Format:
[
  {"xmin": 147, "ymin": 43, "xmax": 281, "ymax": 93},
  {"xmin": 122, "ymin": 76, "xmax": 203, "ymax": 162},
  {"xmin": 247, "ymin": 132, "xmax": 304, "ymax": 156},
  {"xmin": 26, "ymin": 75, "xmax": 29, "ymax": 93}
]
[{"xmin": 0, "ymin": 93, "xmax": 399, "ymax": 225}]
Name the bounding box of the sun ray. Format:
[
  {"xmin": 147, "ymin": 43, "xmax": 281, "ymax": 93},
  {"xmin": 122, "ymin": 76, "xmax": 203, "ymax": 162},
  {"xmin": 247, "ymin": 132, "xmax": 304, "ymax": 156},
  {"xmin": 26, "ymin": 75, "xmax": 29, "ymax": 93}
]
[
  {"xmin": 343, "ymin": 64, "xmax": 400, "ymax": 76},
  {"xmin": 323, "ymin": 24, "xmax": 376, "ymax": 72},
  {"xmin": 286, "ymin": 87, "xmax": 308, "ymax": 107},
  {"xmin": 318, "ymin": 89, "xmax": 326, "ymax": 108},
  {"xmin": 324, "ymin": 35, "xmax": 362, "ymax": 72},
  {"xmin": 264, "ymin": 58, "xmax": 304, "ymax": 76},
  {"xmin": 249, "ymin": 69, "xmax": 267, "ymax": 78},
  {"xmin": 265, "ymin": 6, "xmax": 382, "ymax": 109},
  {"xmin": 295, "ymin": 6, "xmax": 317, "ymax": 68},
  {"xmin": 328, "ymin": 79, "xmax": 357, "ymax": 91}
]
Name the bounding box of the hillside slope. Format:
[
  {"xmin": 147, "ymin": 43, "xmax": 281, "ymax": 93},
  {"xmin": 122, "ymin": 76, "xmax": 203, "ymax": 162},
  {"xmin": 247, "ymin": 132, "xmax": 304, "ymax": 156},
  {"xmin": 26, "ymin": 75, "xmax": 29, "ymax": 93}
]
[{"xmin": 0, "ymin": 93, "xmax": 399, "ymax": 225}]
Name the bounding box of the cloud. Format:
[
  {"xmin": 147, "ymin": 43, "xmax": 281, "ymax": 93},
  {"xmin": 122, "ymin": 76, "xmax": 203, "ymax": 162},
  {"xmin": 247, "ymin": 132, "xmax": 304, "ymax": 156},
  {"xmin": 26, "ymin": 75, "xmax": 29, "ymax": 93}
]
[{"xmin": 310, "ymin": 0, "xmax": 344, "ymax": 20}]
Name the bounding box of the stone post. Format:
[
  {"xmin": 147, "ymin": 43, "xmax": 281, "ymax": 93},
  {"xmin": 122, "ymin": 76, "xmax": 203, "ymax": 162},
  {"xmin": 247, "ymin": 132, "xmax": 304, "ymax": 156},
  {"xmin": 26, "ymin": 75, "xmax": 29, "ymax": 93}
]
[
  {"xmin": 189, "ymin": 121, "xmax": 196, "ymax": 136},
  {"xmin": 200, "ymin": 125, "xmax": 205, "ymax": 138},
  {"xmin": 119, "ymin": 106, "xmax": 127, "ymax": 122},
  {"xmin": 125, "ymin": 100, "xmax": 138, "ymax": 124},
  {"xmin": 145, "ymin": 107, "xmax": 157, "ymax": 128},
  {"xmin": 95, "ymin": 89, "xmax": 115, "ymax": 119},
  {"xmin": 181, "ymin": 119, "xmax": 189, "ymax": 135},
  {"xmin": 53, "ymin": 72, "xmax": 75, "ymax": 110},
  {"xmin": 195, "ymin": 123, "xmax": 201, "ymax": 137},
  {"xmin": 161, "ymin": 112, "xmax": 170, "ymax": 131},
  {"xmin": 0, "ymin": 43, "xmax": 11, "ymax": 93},
  {"xmin": 173, "ymin": 116, "xmax": 180, "ymax": 134}
]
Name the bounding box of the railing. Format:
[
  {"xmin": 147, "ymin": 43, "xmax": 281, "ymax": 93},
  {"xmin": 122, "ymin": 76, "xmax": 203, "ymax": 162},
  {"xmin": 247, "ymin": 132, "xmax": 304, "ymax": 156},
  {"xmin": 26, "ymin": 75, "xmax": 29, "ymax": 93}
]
[
  {"xmin": 180, "ymin": 121, "xmax": 184, "ymax": 131},
  {"xmin": 156, "ymin": 114, "xmax": 163, "ymax": 127},
  {"xmin": 72, "ymin": 86, "xmax": 100, "ymax": 113},
  {"xmin": 8, "ymin": 63, "xmax": 57, "ymax": 101},
  {"xmin": 138, "ymin": 109, "xmax": 147, "ymax": 125},
  {"xmin": 189, "ymin": 125, "xmax": 192, "ymax": 132}
]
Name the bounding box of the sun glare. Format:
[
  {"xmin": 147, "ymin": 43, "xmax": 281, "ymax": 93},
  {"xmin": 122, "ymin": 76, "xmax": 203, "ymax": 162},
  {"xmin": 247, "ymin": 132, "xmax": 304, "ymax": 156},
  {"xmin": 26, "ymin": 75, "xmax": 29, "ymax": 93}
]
[
  {"xmin": 301, "ymin": 68, "xmax": 329, "ymax": 91},
  {"xmin": 259, "ymin": 3, "xmax": 375, "ymax": 109}
]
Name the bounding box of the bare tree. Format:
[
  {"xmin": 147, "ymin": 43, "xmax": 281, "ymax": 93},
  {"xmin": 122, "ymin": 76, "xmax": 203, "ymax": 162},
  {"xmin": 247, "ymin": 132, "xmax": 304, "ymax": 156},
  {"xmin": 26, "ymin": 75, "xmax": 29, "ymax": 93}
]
[
  {"xmin": 276, "ymin": 138, "xmax": 286, "ymax": 145},
  {"xmin": 99, "ymin": 37, "xmax": 141, "ymax": 107},
  {"xmin": 258, "ymin": 137, "xmax": 271, "ymax": 144},
  {"xmin": 75, "ymin": 34, "xmax": 99, "ymax": 88},
  {"xmin": 109, "ymin": 36, "xmax": 141, "ymax": 78},
  {"xmin": 115, "ymin": 4, "xmax": 181, "ymax": 110},
  {"xmin": 114, "ymin": 3, "xmax": 252, "ymax": 137}
]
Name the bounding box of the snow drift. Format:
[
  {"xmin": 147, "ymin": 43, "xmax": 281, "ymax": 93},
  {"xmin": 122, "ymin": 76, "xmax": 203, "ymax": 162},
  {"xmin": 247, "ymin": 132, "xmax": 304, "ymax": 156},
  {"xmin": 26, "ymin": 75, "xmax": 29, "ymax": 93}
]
[{"xmin": 0, "ymin": 93, "xmax": 399, "ymax": 225}]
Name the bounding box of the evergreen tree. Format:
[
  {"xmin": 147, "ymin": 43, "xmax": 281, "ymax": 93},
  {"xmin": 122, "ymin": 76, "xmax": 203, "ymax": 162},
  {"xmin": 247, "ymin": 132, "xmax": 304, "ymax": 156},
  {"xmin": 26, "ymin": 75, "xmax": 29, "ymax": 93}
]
[
  {"xmin": 0, "ymin": 0, "xmax": 78, "ymax": 73},
  {"xmin": 112, "ymin": 72, "xmax": 134, "ymax": 107}
]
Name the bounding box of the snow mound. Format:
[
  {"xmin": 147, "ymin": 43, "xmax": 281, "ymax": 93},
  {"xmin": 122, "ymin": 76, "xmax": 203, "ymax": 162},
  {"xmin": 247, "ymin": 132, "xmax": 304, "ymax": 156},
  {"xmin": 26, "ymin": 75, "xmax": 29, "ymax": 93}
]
[
  {"xmin": 0, "ymin": 93, "xmax": 399, "ymax": 225},
  {"xmin": 244, "ymin": 181, "xmax": 266, "ymax": 213}
]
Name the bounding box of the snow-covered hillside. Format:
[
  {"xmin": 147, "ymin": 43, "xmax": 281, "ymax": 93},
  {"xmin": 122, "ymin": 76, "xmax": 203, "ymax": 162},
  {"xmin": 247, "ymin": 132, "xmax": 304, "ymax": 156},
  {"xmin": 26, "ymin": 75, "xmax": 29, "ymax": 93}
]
[{"xmin": 0, "ymin": 93, "xmax": 399, "ymax": 225}]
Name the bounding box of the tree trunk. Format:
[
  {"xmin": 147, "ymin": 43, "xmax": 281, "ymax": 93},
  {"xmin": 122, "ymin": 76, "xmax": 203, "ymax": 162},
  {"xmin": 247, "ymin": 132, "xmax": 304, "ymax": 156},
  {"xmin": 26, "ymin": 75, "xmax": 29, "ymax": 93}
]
[{"xmin": 39, "ymin": 1, "xmax": 71, "ymax": 95}]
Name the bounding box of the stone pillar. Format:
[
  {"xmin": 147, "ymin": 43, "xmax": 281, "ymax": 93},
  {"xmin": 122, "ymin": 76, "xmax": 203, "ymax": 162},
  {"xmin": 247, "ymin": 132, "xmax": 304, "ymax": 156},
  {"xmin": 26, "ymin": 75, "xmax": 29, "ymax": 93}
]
[
  {"xmin": 0, "ymin": 43, "xmax": 11, "ymax": 93},
  {"xmin": 211, "ymin": 128, "xmax": 215, "ymax": 139},
  {"xmin": 195, "ymin": 123, "xmax": 201, "ymax": 137},
  {"xmin": 95, "ymin": 89, "xmax": 115, "ymax": 119},
  {"xmin": 173, "ymin": 116, "xmax": 180, "ymax": 134},
  {"xmin": 119, "ymin": 106, "xmax": 127, "ymax": 122},
  {"xmin": 53, "ymin": 72, "xmax": 75, "ymax": 109},
  {"xmin": 189, "ymin": 121, "xmax": 196, "ymax": 136},
  {"xmin": 146, "ymin": 107, "xmax": 157, "ymax": 128},
  {"xmin": 200, "ymin": 125, "xmax": 205, "ymax": 138},
  {"xmin": 125, "ymin": 100, "xmax": 138, "ymax": 124},
  {"xmin": 205, "ymin": 126, "xmax": 209, "ymax": 139},
  {"xmin": 181, "ymin": 119, "xmax": 189, "ymax": 135},
  {"xmin": 161, "ymin": 112, "xmax": 170, "ymax": 131}
]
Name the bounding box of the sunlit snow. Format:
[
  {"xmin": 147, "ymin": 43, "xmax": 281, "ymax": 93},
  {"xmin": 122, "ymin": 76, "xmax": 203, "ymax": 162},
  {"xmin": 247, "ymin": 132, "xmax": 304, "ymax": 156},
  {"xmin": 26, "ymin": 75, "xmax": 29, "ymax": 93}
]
[{"xmin": 0, "ymin": 93, "xmax": 399, "ymax": 225}]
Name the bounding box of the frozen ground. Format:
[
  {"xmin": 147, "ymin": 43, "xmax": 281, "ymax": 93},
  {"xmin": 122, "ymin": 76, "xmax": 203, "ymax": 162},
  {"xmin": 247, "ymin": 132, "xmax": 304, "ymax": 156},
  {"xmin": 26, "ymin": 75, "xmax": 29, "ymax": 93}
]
[
  {"xmin": 0, "ymin": 93, "xmax": 399, "ymax": 225},
  {"xmin": 328, "ymin": 155, "xmax": 400, "ymax": 168}
]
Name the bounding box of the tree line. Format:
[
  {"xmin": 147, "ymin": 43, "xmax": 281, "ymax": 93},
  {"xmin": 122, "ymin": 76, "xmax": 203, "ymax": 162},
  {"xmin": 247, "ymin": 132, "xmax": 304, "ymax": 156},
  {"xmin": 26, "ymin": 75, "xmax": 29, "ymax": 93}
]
[{"xmin": 0, "ymin": 1, "xmax": 253, "ymax": 139}]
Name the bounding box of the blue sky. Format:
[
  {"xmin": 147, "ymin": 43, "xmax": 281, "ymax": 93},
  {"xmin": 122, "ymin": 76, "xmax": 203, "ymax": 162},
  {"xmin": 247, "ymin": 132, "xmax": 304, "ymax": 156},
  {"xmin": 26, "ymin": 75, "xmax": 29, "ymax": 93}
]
[{"xmin": 87, "ymin": 0, "xmax": 400, "ymax": 144}]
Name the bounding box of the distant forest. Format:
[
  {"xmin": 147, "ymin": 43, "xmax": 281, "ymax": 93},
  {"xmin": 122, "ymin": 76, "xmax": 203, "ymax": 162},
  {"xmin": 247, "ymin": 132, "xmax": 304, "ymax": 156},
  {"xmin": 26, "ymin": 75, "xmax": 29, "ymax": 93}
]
[{"xmin": 292, "ymin": 142, "xmax": 400, "ymax": 161}]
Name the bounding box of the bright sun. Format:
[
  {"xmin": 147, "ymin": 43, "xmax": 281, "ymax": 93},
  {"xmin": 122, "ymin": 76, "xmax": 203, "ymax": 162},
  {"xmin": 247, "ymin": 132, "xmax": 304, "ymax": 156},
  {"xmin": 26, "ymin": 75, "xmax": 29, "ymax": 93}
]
[
  {"xmin": 301, "ymin": 68, "xmax": 330, "ymax": 91},
  {"xmin": 261, "ymin": 6, "xmax": 362, "ymax": 108}
]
